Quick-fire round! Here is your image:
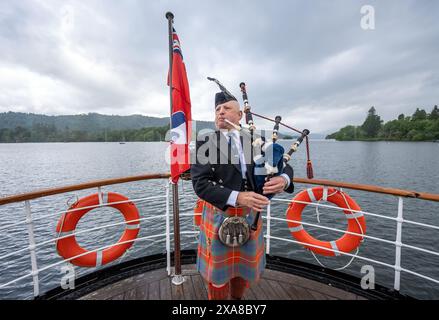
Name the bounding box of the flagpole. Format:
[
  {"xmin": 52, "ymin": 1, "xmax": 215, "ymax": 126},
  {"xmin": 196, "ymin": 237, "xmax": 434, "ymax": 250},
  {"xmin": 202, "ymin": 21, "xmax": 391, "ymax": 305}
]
[{"xmin": 166, "ymin": 11, "xmax": 184, "ymax": 286}]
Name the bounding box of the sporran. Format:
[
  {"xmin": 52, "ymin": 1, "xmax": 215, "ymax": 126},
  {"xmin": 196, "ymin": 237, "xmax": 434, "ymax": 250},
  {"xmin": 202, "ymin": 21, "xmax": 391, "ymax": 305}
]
[{"xmin": 218, "ymin": 216, "xmax": 251, "ymax": 248}]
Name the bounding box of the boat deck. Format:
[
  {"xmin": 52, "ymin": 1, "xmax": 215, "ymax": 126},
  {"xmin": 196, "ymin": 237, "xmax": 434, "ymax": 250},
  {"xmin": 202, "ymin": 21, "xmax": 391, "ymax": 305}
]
[{"xmin": 79, "ymin": 265, "xmax": 366, "ymax": 300}]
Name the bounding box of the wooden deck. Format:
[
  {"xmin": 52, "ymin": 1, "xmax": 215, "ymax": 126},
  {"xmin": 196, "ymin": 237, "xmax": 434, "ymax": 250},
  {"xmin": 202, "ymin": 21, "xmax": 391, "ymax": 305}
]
[{"xmin": 79, "ymin": 265, "xmax": 366, "ymax": 300}]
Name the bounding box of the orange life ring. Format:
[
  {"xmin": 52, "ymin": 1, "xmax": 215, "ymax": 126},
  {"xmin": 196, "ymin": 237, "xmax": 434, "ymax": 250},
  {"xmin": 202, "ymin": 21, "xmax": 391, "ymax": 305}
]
[
  {"xmin": 56, "ymin": 192, "xmax": 140, "ymax": 267},
  {"xmin": 286, "ymin": 187, "xmax": 366, "ymax": 257},
  {"xmin": 194, "ymin": 198, "xmax": 205, "ymax": 226}
]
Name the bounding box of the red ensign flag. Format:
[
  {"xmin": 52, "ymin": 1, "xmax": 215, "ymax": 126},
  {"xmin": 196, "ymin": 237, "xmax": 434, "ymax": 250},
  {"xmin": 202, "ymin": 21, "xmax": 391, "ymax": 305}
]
[{"xmin": 169, "ymin": 28, "xmax": 192, "ymax": 184}]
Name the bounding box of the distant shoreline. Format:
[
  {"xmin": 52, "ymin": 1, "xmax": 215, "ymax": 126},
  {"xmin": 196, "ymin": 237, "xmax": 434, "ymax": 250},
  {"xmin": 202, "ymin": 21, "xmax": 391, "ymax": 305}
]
[
  {"xmin": 0, "ymin": 141, "xmax": 168, "ymax": 144},
  {"xmin": 1, "ymin": 139, "xmax": 438, "ymax": 144},
  {"xmin": 324, "ymin": 138, "xmax": 439, "ymax": 142}
]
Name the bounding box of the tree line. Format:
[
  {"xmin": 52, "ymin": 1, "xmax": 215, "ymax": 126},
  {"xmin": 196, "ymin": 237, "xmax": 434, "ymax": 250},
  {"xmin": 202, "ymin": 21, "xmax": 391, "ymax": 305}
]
[
  {"xmin": 326, "ymin": 105, "xmax": 439, "ymax": 141},
  {"xmin": 0, "ymin": 124, "xmax": 171, "ymax": 143},
  {"xmin": 0, "ymin": 112, "xmax": 170, "ymax": 132}
]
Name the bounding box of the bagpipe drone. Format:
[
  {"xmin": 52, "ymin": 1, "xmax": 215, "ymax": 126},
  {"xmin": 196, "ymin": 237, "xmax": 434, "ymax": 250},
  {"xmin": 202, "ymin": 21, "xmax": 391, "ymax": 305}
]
[{"xmin": 208, "ymin": 77, "xmax": 314, "ymax": 230}]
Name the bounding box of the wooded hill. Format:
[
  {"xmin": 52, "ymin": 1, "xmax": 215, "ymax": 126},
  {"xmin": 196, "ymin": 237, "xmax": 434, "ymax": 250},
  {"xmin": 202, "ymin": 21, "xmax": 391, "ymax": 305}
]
[
  {"xmin": 0, "ymin": 112, "xmax": 214, "ymax": 142},
  {"xmin": 0, "ymin": 111, "xmax": 322, "ymax": 142}
]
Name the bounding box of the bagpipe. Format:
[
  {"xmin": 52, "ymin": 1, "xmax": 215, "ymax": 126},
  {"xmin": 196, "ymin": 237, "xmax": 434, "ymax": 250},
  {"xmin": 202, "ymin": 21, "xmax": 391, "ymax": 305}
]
[{"xmin": 208, "ymin": 77, "xmax": 314, "ymax": 230}]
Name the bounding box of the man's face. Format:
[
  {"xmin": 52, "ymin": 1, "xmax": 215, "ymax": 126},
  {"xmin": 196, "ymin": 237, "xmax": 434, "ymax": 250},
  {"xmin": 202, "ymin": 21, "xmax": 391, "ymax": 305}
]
[{"xmin": 215, "ymin": 100, "xmax": 243, "ymax": 130}]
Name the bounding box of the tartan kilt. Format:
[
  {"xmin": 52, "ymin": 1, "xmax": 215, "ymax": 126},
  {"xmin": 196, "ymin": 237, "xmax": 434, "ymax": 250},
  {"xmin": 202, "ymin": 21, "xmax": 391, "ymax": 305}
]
[{"xmin": 196, "ymin": 202, "xmax": 266, "ymax": 285}]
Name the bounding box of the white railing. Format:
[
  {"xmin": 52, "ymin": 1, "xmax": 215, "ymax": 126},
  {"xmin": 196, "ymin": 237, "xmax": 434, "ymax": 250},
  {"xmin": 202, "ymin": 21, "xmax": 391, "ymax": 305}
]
[
  {"xmin": 264, "ymin": 194, "xmax": 439, "ymax": 289},
  {"xmin": 0, "ymin": 179, "xmax": 438, "ymax": 299},
  {"xmin": 0, "ymin": 182, "xmax": 184, "ymax": 298}
]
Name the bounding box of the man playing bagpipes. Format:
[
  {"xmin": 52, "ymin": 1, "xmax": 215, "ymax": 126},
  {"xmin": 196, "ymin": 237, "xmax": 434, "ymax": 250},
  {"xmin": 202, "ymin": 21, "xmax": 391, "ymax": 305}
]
[{"xmin": 190, "ymin": 78, "xmax": 295, "ymax": 300}]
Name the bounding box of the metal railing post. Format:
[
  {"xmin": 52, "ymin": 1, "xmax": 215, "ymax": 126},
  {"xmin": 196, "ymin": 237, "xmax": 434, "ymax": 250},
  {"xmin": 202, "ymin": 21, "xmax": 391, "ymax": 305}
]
[
  {"xmin": 165, "ymin": 182, "xmax": 171, "ymax": 276},
  {"xmin": 171, "ymin": 182, "xmax": 185, "ymax": 285},
  {"xmin": 97, "ymin": 186, "xmax": 103, "ymax": 205},
  {"xmin": 266, "ymin": 201, "xmax": 271, "ymax": 255},
  {"xmin": 394, "ymin": 196, "xmax": 404, "ymax": 291},
  {"xmin": 25, "ymin": 200, "xmax": 39, "ymax": 297}
]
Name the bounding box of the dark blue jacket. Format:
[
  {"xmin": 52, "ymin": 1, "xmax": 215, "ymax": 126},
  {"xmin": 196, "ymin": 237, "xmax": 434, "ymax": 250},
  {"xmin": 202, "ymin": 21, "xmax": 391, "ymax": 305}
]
[{"xmin": 191, "ymin": 130, "xmax": 294, "ymax": 211}]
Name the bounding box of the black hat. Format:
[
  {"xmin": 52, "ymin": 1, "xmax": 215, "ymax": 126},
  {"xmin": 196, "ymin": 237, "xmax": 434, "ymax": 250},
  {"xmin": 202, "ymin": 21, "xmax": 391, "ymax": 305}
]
[
  {"xmin": 208, "ymin": 77, "xmax": 238, "ymax": 108},
  {"xmin": 215, "ymin": 91, "xmax": 237, "ymax": 107}
]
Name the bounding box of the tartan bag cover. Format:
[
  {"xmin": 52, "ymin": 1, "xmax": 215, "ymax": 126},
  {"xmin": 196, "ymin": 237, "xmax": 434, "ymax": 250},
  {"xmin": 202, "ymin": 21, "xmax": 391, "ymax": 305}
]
[{"xmin": 196, "ymin": 202, "xmax": 266, "ymax": 285}]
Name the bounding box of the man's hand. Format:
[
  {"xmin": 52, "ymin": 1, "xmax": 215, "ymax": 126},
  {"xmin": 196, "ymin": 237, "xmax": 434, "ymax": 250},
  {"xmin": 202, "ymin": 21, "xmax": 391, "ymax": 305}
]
[
  {"xmin": 236, "ymin": 192, "xmax": 269, "ymax": 212},
  {"xmin": 263, "ymin": 176, "xmax": 287, "ymax": 195}
]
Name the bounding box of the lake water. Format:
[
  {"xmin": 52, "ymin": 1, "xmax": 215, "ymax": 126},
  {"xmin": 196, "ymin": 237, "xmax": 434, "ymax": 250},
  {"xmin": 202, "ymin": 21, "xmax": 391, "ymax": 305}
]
[{"xmin": 0, "ymin": 141, "xmax": 438, "ymax": 299}]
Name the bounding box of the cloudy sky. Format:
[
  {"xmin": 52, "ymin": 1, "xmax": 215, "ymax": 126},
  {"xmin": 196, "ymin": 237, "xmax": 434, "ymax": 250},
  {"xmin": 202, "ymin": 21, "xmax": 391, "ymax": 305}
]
[{"xmin": 0, "ymin": 0, "xmax": 438, "ymax": 133}]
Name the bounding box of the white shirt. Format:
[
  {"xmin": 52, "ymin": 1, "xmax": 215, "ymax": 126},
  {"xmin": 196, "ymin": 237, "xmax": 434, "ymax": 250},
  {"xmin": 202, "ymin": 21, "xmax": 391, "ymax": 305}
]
[{"xmin": 222, "ymin": 130, "xmax": 247, "ymax": 179}]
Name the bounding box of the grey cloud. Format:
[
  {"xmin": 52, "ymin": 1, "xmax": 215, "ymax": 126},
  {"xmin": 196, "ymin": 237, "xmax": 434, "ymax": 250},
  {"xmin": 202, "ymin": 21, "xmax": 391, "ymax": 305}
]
[{"xmin": 0, "ymin": 0, "xmax": 438, "ymax": 133}]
